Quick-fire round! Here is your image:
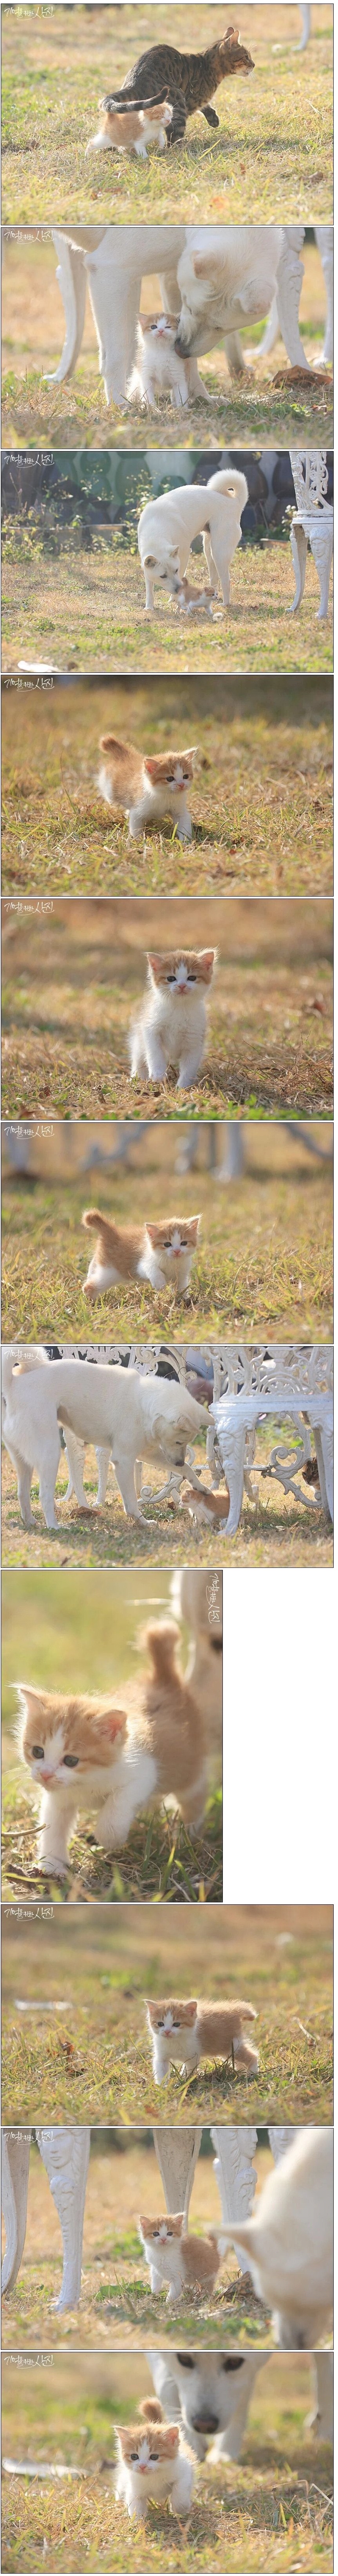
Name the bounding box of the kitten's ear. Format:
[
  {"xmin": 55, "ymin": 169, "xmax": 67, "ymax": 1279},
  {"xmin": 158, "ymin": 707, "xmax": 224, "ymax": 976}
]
[
  {"xmin": 95, "ymin": 1705, "xmax": 127, "ymax": 1742},
  {"xmin": 18, "ymin": 1684, "xmax": 43, "ymax": 1716},
  {"xmin": 187, "ymin": 1215, "xmax": 201, "ymax": 1239},
  {"xmin": 183, "ymin": 745, "xmax": 199, "ymax": 764},
  {"xmin": 144, "ymin": 759, "xmax": 159, "ymax": 778},
  {"xmin": 147, "ymin": 952, "xmax": 163, "ymax": 975},
  {"xmin": 199, "ymin": 948, "xmax": 216, "ymax": 976},
  {"xmin": 188, "ymin": 2000, "xmax": 198, "ymax": 2019},
  {"xmin": 166, "ymin": 2427, "xmax": 179, "ymax": 2452}
]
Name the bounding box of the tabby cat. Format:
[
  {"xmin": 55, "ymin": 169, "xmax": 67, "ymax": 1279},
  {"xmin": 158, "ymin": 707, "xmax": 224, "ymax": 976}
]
[{"xmin": 108, "ymin": 27, "xmax": 254, "ymax": 146}]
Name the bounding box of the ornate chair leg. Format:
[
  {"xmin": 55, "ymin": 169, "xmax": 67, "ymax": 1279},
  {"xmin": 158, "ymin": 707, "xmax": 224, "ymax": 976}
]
[
  {"xmin": 1, "ymin": 2132, "xmax": 31, "ymax": 2292},
  {"xmin": 36, "ymin": 2129, "xmax": 90, "ymax": 2310},
  {"xmin": 315, "ymin": 227, "xmax": 334, "ymax": 365},
  {"xmin": 290, "ymin": 521, "xmax": 308, "ymax": 610},
  {"xmin": 211, "ymin": 2127, "xmax": 258, "ymax": 2269},
  {"xmin": 154, "ymin": 2130, "xmax": 202, "ymax": 2218},
  {"xmin": 313, "ymin": 1422, "xmax": 333, "ymax": 1519},
  {"xmin": 309, "ymin": 520, "xmax": 333, "ymax": 619}
]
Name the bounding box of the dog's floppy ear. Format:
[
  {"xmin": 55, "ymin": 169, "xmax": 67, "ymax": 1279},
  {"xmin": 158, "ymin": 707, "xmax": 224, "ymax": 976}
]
[
  {"xmin": 167, "ymin": 543, "xmax": 180, "ymax": 561},
  {"xmin": 144, "ymin": 553, "xmax": 156, "ymax": 568},
  {"xmin": 193, "ymin": 249, "xmax": 225, "ymax": 277}
]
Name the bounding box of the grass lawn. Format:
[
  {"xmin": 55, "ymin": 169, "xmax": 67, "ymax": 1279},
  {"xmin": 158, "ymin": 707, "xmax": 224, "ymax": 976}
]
[
  {"xmin": 1, "ymin": 1438, "xmax": 333, "ymax": 1573},
  {"xmin": 1, "ymin": 1901, "xmax": 333, "ymax": 2127},
  {"xmin": 1, "ymin": 1122, "xmax": 334, "ymax": 1341},
  {"xmin": 1, "ymin": 892, "xmax": 333, "ymax": 1123},
  {"xmin": 1, "ymin": 2351, "xmax": 333, "ymax": 2573},
  {"xmin": 1, "ymin": 2135, "xmax": 275, "ymax": 2348},
  {"xmin": 1, "ymin": 2, "xmax": 333, "ymax": 226},
  {"xmin": 1, "ymin": 235, "xmax": 334, "ymax": 454},
  {"xmin": 1, "ymin": 673, "xmax": 333, "ymax": 901},
  {"xmin": 1, "ymin": 532, "xmax": 333, "ymax": 674}
]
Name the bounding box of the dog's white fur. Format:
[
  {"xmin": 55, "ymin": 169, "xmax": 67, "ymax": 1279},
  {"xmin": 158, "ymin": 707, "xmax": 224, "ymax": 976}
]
[
  {"xmin": 48, "ymin": 223, "xmax": 316, "ymax": 408},
  {"xmin": 171, "ymin": 1569, "xmax": 222, "ymax": 1780},
  {"xmin": 218, "ymin": 2130, "xmax": 333, "ymax": 2347},
  {"xmin": 174, "ymin": 225, "xmax": 309, "ymax": 371},
  {"xmin": 138, "ymin": 467, "xmax": 248, "ymax": 614},
  {"xmin": 149, "ymin": 2347, "xmax": 333, "ymax": 2457},
  {"xmin": 1, "ymin": 1348, "xmax": 206, "ymax": 1531}
]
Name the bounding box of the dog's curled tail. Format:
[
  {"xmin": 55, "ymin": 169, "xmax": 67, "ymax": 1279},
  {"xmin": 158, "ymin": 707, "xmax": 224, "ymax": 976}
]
[
  {"xmin": 144, "ymin": 1619, "xmax": 181, "ymax": 1684},
  {"xmin": 1, "ymin": 1344, "xmax": 48, "ymax": 1398},
  {"xmin": 81, "ymin": 1208, "xmax": 105, "ymax": 1233},
  {"xmin": 206, "ymin": 468, "xmax": 248, "ymax": 511},
  {"xmin": 139, "ymin": 2399, "xmax": 164, "ymax": 2425}
]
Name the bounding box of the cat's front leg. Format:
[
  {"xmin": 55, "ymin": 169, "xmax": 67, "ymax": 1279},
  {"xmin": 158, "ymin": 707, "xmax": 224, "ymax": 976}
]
[
  {"xmin": 39, "ymin": 1790, "xmax": 75, "ymax": 1877},
  {"xmin": 202, "ymin": 104, "xmax": 219, "ymax": 126},
  {"xmin": 134, "ymin": 140, "xmax": 148, "ymax": 158},
  {"xmin": 170, "ymin": 2463, "xmax": 194, "ymax": 2513},
  {"xmin": 176, "ymin": 1048, "xmax": 203, "ymax": 1089},
  {"xmin": 166, "ymin": 2281, "xmax": 181, "ymax": 2304},
  {"xmin": 150, "ymin": 2263, "xmax": 163, "ymax": 2293},
  {"xmin": 152, "ymin": 2045, "xmax": 171, "ymax": 2085},
  {"xmin": 176, "ymin": 804, "xmax": 192, "ymax": 841},
  {"xmin": 145, "ymin": 1035, "xmax": 168, "ymax": 1082}
]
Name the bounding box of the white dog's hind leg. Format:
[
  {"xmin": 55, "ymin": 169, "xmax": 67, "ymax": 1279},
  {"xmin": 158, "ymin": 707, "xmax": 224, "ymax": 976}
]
[
  {"xmin": 6, "ymin": 1445, "xmax": 35, "ymax": 1528},
  {"xmin": 86, "ymin": 258, "xmax": 141, "ymax": 408},
  {"xmin": 95, "ymin": 1445, "xmax": 111, "ymax": 1506},
  {"xmin": 38, "ymin": 1429, "xmax": 62, "ymax": 1530},
  {"xmin": 258, "ymin": 294, "xmax": 279, "ymax": 359},
  {"xmin": 63, "ymin": 1430, "xmax": 88, "ymax": 1507},
  {"xmin": 202, "ymin": 530, "xmax": 221, "ymax": 590}
]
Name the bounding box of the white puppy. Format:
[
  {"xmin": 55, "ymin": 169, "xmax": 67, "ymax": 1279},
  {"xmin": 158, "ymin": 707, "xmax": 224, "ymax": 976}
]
[
  {"xmin": 217, "ymin": 2129, "xmax": 333, "ymax": 2347},
  {"xmin": 1, "ymin": 1347, "xmax": 206, "ymax": 1532},
  {"xmin": 138, "ymin": 467, "xmax": 248, "ymax": 614}
]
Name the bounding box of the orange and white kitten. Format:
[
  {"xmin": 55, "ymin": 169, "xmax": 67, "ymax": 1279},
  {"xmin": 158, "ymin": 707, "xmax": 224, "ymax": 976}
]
[
  {"xmin": 130, "ymin": 949, "xmax": 216, "ymax": 1090},
  {"xmin": 114, "ymin": 2399, "xmax": 194, "ymax": 2521},
  {"xmin": 97, "ymin": 732, "xmax": 197, "ymax": 842},
  {"xmin": 87, "ymin": 94, "xmax": 173, "ymax": 157},
  {"xmin": 18, "ymin": 1621, "xmax": 209, "ymax": 1876},
  {"xmin": 180, "ymin": 1479, "xmax": 230, "ymax": 1526},
  {"xmin": 81, "ymin": 1209, "xmax": 200, "ymax": 1301},
  {"xmin": 128, "ymin": 315, "xmax": 191, "ymax": 413},
  {"xmin": 138, "ymin": 2211, "xmax": 221, "ymax": 2302},
  {"xmin": 146, "ymin": 1997, "xmax": 259, "ymax": 2085}
]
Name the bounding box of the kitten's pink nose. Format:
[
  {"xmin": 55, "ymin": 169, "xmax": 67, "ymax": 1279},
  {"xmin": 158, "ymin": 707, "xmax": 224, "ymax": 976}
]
[{"xmin": 174, "ymin": 1249, "xmax": 181, "ymax": 1257}]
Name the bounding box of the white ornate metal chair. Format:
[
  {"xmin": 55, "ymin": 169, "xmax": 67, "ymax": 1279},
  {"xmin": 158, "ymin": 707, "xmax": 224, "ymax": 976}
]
[
  {"xmin": 210, "ymin": 1345, "xmax": 333, "ymax": 1537},
  {"xmin": 289, "ymin": 450, "xmax": 333, "ymax": 620}
]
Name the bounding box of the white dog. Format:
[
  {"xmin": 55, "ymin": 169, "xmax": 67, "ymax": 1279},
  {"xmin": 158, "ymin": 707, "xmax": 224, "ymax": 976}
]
[
  {"xmin": 1, "ymin": 1348, "xmax": 206, "ymax": 1531},
  {"xmin": 217, "ymin": 2129, "xmax": 333, "ymax": 2347},
  {"xmin": 174, "ymin": 225, "xmax": 310, "ymax": 373},
  {"xmin": 138, "ymin": 467, "xmax": 248, "ymax": 613},
  {"xmin": 171, "ymin": 1568, "xmax": 222, "ymax": 1779},
  {"xmin": 149, "ymin": 2346, "xmax": 333, "ymax": 2456}
]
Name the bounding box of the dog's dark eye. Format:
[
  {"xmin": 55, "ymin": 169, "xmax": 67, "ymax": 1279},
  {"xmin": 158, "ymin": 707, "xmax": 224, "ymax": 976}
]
[
  {"xmin": 176, "ymin": 2352, "xmax": 194, "ymax": 2369},
  {"xmin": 211, "ymin": 1636, "xmax": 222, "ymax": 1652},
  {"xmin": 222, "ymin": 2357, "xmax": 245, "ymax": 2374},
  {"xmin": 31, "ymin": 1744, "xmax": 45, "ymax": 1759},
  {"xmin": 63, "ymin": 1753, "xmax": 79, "ymax": 1768}
]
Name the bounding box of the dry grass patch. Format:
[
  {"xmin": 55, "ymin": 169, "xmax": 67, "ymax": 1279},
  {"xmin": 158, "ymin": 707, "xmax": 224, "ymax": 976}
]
[
  {"xmin": 1, "ymin": 672, "xmax": 333, "ymax": 900},
  {"xmin": 2, "ymin": 535, "xmax": 333, "ymax": 674},
  {"xmin": 1, "ymin": 1901, "xmax": 333, "ymax": 2128},
  {"xmin": 1, "ymin": 1, "xmax": 333, "ymax": 227}
]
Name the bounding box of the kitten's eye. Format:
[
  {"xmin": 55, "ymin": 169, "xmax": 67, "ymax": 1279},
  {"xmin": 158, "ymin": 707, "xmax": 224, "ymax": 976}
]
[
  {"xmin": 31, "ymin": 1744, "xmax": 45, "ymax": 1760},
  {"xmin": 166, "ymin": 2228, "xmax": 172, "ymax": 2237},
  {"xmin": 157, "ymin": 2018, "xmax": 164, "ymax": 2028},
  {"xmin": 63, "ymin": 1753, "xmax": 79, "ymax": 1768},
  {"xmin": 153, "ymin": 2228, "xmax": 159, "ymax": 2237},
  {"xmin": 187, "ymin": 974, "xmax": 197, "ymax": 983},
  {"xmin": 130, "ymin": 2451, "xmax": 139, "ymax": 2461},
  {"xmin": 151, "ymin": 2453, "xmax": 159, "ymax": 2463}
]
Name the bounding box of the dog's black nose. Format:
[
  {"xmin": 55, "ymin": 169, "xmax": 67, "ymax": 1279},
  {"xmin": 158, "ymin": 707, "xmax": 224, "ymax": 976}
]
[{"xmin": 192, "ymin": 2413, "xmax": 219, "ymax": 2434}]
